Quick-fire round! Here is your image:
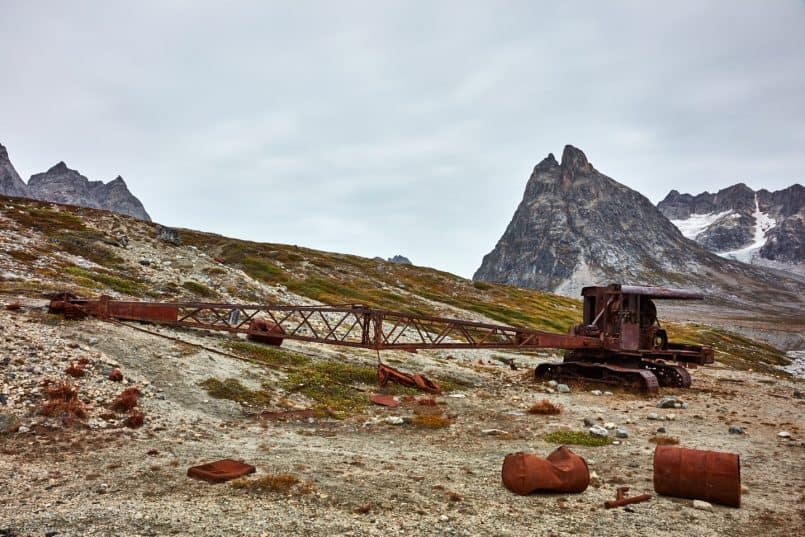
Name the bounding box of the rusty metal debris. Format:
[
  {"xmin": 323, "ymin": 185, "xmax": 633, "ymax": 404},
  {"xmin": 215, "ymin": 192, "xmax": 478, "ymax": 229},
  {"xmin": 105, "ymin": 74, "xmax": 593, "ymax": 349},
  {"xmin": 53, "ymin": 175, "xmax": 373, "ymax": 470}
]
[
  {"xmin": 604, "ymin": 487, "xmax": 652, "ymax": 508},
  {"xmin": 377, "ymin": 363, "xmax": 441, "ymax": 394},
  {"xmin": 49, "ymin": 282, "xmax": 714, "ymax": 392},
  {"xmin": 187, "ymin": 459, "xmax": 256, "ymax": 483},
  {"xmin": 370, "ymin": 393, "xmax": 399, "ymax": 408},
  {"xmin": 653, "ymin": 446, "xmax": 741, "ymax": 507},
  {"xmin": 501, "ymin": 447, "xmax": 590, "ymax": 495}
]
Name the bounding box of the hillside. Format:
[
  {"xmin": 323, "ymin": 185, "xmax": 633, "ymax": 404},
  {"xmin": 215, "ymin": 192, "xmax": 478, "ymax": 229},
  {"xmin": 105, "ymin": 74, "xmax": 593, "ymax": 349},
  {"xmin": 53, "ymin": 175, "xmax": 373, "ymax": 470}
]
[{"xmin": 1, "ymin": 195, "xmax": 803, "ymax": 536}]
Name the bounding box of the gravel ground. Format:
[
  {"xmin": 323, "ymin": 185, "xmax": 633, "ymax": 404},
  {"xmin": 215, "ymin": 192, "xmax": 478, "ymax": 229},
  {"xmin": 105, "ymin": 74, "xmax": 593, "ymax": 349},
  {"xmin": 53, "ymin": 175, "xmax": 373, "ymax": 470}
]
[{"xmin": 1, "ymin": 299, "xmax": 804, "ymax": 537}]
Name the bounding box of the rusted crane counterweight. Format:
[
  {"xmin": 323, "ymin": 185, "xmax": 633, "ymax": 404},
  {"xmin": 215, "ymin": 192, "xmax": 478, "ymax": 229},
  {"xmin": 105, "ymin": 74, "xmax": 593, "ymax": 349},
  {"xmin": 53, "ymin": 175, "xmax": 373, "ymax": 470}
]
[{"xmin": 49, "ymin": 283, "xmax": 714, "ymax": 392}]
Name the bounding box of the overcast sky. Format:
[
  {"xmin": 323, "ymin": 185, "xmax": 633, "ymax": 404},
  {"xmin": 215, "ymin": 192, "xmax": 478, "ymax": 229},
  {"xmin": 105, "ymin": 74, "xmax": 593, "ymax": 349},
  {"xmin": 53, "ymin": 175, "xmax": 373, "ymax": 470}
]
[{"xmin": 1, "ymin": 1, "xmax": 803, "ymax": 278}]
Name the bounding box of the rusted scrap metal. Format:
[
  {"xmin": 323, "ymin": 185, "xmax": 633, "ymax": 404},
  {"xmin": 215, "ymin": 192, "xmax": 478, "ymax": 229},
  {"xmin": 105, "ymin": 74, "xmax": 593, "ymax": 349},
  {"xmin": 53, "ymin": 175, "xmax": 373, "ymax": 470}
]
[
  {"xmin": 377, "ymin": 363, "xmax": 441, "ymax": 394},
  {"xmin": 187, "ymin": 459, "xmax": 256, "ymax": 483},
  {"xmin": 49, "ymin": 282, "xmax": 715, "ymax": 393},
  {"xmin": 653, "ymin": 446, "xmax": 741, "ymax": 507},
  {"xmin": 370, "ymin": 393, "xmax": 400, "ymax": 408},
  {"xmin": 246, "ymin": 319, "xmax": 285, "ymax": 346},
  {"xmin": 604, "ymin": 487, "xmax": 652, "ymax": 508},
  {"xmin": 502, "ymin": 447, "xmax": 590, "ymax": 495}
]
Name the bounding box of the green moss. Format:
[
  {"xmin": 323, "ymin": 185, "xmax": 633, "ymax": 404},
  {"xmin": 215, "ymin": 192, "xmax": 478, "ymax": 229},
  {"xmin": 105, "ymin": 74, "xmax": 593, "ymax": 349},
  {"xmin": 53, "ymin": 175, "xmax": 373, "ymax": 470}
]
[
  {"xmin": 200, "ymin": 378, "xmax": 272, "ymax": 407},
  {"xmin": 666, "ymin": 322, "xmax": 790, "ymax": 375},
  {"xmin": 544, "ymin": 430, "xmax": 610, "ymax": 447},
  {"xmin": 182, "ymin": 281, "xmax": 216, "ymax": 298},
  {"xmin": 472, "ymin": 281, "xmax": 492, "ymax": 291},
  {"xmin": 227, "ymin": 340, "xmax": 311, "ymax": 368},
  {"xmin": 282, "ymin": 360, "xmax": 378, "ymax": 413},
  {"xmin": 64, "ymin": 266, "xmax": 145, "ymax": 296}
]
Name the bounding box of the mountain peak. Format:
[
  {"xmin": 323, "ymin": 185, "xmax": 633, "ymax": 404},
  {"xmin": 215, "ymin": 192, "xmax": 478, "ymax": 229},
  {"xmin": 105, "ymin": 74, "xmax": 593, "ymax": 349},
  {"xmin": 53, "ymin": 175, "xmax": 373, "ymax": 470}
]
[
  {"xmin": 47, "ymin": 161, "xmax": 70, "ymax": 173},
  {"xmin": 0, "ymin": 143, "xmax": 8, "ymax": 160},
  {"xmin": 560, "ymin": 144, "xmax": 591, "ymax": 172}
]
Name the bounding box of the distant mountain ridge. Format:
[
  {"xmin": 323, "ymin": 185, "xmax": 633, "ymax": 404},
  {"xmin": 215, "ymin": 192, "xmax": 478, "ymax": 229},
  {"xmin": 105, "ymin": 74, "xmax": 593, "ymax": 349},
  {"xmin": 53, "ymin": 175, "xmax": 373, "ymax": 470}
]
[
  {"xmin": 473, "ymin": 145, "xmax": 803, "ymax": 304},
  {"xmin": 0, "ymin": 142, "xmax": 150, "ymax": 221},
  {"xmin": 658, "ymin": 183, "xmax": 803, "ymax": 265}
]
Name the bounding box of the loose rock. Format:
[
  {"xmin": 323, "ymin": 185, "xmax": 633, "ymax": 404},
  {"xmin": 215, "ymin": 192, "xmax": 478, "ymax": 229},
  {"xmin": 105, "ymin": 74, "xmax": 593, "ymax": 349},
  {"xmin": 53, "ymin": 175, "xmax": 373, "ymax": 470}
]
[
  {"xmin": 692, "ymin": 500, "xmax": 713, "ymax": 512},
  {"xmin": 728, "ymin": 425, "xmax": 743, "ymax": 435},
  {"xmin": 589, "ymin": 425, "xmax": 608, "ymax": 437},
  {"xmin": 557, "ymin": 384, "xmax": 570, "ymax": 393}
]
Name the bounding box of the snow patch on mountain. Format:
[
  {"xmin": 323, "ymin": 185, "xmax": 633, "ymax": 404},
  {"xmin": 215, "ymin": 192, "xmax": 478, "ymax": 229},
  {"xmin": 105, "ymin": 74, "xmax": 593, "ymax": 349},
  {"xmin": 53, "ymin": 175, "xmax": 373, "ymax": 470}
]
[
  {"xmin": 720, "ymin": 195, "xmax": 776, "ymax": 263},
  {"xmin": 670, "ymin": 210, "xmax": 733, "ymax": 240}
]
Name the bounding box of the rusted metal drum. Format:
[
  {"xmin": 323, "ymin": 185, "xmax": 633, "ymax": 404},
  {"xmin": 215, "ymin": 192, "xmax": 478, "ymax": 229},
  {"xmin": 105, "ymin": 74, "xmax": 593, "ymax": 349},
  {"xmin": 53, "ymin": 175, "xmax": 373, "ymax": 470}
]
[
  {"xmin": 502, "ymin": 446, "xmax": 590, "ymax": 495},
  {"xmin": 653, "ymin": 446, "xmax": 741, "ymax": 507},
  {"xmin": 247, "ymin": 319, "xmax": 285, "ymax": 346}
]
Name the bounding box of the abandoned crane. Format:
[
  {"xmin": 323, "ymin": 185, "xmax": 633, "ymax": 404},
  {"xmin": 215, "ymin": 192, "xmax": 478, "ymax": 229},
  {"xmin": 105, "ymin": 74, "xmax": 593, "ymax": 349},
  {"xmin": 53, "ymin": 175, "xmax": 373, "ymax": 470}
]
[{"xmin": 48, "ymin": 283, "xmax": 713, "ymax": 393}]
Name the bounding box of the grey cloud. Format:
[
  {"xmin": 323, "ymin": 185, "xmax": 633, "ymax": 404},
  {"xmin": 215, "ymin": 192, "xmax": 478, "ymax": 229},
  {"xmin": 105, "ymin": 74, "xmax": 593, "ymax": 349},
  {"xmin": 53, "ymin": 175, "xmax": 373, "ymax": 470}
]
[{"xmin": 1, "ymin": 1, "xmax": 802, "ymax": 278}]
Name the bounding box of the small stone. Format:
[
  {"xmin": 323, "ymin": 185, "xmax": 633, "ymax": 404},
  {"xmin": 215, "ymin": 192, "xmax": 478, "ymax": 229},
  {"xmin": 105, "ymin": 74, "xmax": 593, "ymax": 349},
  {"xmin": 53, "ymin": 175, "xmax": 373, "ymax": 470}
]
[
  {"xmin": 481, "ymin": 428, "xmax": 509, "ymax": 436},
  {"xmin": 557, "ymin": 384, "xmax": 570, "ymax": 393},
  {"xmin": 657, "ymin": 396, "xmax": 678, "ymax": 409},
  {"xmin": 385, "ymin": 417, "xmax": 405, "ymax": 425},
  {"xmin": 603, "ymin": 422, "xmax": 616, "ymax": 430},
  {"xmin": 0, "ymin": 413, "xmax": 21, "ymax": 433},
  {"xmin": 728, "ymin": 425, "xmax": 743, "ymax": 435},
  {"xmin": 647, "ymin": 412, "xmax": 660, "ymax": 421},
  {"xmin": 794, "ymin": 389, "xmax": 803, "ymax": 399},
  {"xmin": 681, "ymin": 403, "xmax": 689, "ymax": 409},
  {"xmin": 590, "ymin": 390, "xmax": 603, "ymax": 396},
  {"xmin": 667, "ymin": 413, "xmax": 676, "ymax": 421},
  {"xmin": 603, "ymin": 391, "xmax": 613, "ymax": 396},
  {"xmin": 657, "ymin": 426, "xmax": 667, "ymax": 433},
  {"xmin": 692, "ymin": 499, "xmax": 713, "ymax": 511},
  {"xmin": 674, "ymin": 402, "xmax": 682, "ymax": 409},
  {"xmin": 583, "ymin": 417, "xmax": 595, "ymax": 427},
  {"xmin": 589, "ymin": 425, "xmax": 608, "ymax": 437},
  {"xmin": 547, "ymin": 380, "xmax": 558, "ymax": 388},
  {"xmin": 18, "ymin": 425, "xmax": 30, "ymax": 434},
  {"xmin": 777, "ymin": 431, "xmax": 791, "ymax": 438},
  {"xmin": 615, "ymin": 428, "xmax": 629, "ymax": 438},
  {"xmin": 88, "ymin": 337, "xmax": 99, "ymax": 345},
  {"xmin": 590, "ymin": 471, "xmax": 599, "ymax": 480},
  {"xmin": 545, "ymin": 388, "xmax": 555, "ymax": 394},
  {"xmin": 439, "ymin": 515, "xmax": 450, "ymax": 522},
  {"xmin": 0, "ymin": 394, "xmax": 7, "ymax": 405}
]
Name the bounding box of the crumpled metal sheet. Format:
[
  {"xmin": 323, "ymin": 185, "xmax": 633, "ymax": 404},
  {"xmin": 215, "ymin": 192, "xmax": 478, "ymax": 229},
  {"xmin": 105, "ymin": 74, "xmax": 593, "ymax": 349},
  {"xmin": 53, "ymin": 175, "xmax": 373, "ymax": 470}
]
[{"xmin": 502, "ymin": 446, "xmax": 590, "ymax": 495}]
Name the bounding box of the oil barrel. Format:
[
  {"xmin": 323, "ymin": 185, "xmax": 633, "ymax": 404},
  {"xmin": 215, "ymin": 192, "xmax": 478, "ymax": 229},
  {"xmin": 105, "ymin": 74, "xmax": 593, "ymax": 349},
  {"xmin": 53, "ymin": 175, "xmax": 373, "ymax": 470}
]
[{"xmin": 653, "ymin": 446, "xmax": 741, "ymax": 507}]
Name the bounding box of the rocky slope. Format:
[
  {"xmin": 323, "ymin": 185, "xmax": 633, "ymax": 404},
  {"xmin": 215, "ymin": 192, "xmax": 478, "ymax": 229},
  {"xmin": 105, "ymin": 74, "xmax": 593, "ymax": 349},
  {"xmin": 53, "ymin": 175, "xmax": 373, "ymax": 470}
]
[
  {"xmin": 658, "ymin": 184, "xmax": 803, "ymax": 265},
  {"xmin": 473, "ymin": 146, "xmax": 804, "ymax": 311},
  {"xmin": 0, "ymin": 142, "xmax": 151, "ymax": 221},
  {"xmin": 0, "ymin": 143, "xmax": 28, "ymax": 198},
  {"xmin": 0, "ymin": 195, "xmax": 803, "ymax": 537}
]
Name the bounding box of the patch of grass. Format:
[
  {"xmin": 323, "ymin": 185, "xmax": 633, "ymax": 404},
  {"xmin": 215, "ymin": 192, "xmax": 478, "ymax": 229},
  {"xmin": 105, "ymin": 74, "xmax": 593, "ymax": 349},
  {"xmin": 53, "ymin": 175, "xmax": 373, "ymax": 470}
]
[
  {"xmin": 111, "ymin": 387, "xmax": 141, "ymax": 412},
  {"xmin": 230, "ymin": 473, "xmax": 302, "ymax": 494},
  {"xmin": 182, "ymin": 280, "xmax": 216, "ymax": 299},
  {"xmin": 411, "ymin": 414, "xmax": 452, "ymax": 429},
  {"xmin": 38, "ymin": 381, "xmax": 86, "ymax": 423},
  {"xmin": 227, "ymin": 340, "xmax": 311, "ymax": 368},
  {"xmin": 282, "ymin": 360, "xmax": 377, "ymax": 413},
  {"xmin": 544, "ymin": 430, "xmax": 610, "ymax": 447},
  {"xmin": 472, "ymin": 281, "xmax": 492, "ymax": 291},
  {"xmin": 527, "ymin": 399, "xmax": 561, "ymax": 415},
  {"xmin": 649, "ymin": 435, "xmax": 680, "ymax": 445},
  {"xmin": 666, "ymin": 322, "xmax": 791, "ymax": 375},
  {"xmin": 64, "ymin": 266, "xmax": 145, "ymax": 296},
  {"xmin": 200, "ymin": 378, "xmax": 272, "ymax": 407}
]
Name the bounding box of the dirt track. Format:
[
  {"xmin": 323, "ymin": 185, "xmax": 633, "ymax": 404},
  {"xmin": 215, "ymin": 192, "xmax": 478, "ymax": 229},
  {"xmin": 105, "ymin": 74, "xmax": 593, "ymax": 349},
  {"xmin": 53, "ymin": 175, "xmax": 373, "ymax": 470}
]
[{"xmin": 1, "ymin": 301, "xmax": 804, "ymax": 536}]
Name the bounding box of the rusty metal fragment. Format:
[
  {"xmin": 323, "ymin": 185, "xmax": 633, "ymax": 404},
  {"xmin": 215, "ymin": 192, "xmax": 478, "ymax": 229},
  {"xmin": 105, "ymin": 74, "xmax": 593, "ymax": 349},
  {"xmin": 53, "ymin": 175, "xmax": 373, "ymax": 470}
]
[
  {"xmin": 604, "ymin": 487, "xmax": 652, "ymax": 508},
  {"xmin": 502, "ymin": 446, "xmax": 590, "ymax": 495},
  {"xmin": 370, "ymin": 394, "xmax": 399, "ymax": 408},
  {"xmin": 377, "ymin": 363, "xmax": 441, "ymax": 394},
  {"xmin": 653, "ymin": 446, "xmax": 741, "ymax": 507},
  {"xmin": 246, "ymin": 319, "xmax": 285, "ymax": 346},
  {"xmin": 187, "ymin": 459, "xmax": 256, "ymax": 483}
]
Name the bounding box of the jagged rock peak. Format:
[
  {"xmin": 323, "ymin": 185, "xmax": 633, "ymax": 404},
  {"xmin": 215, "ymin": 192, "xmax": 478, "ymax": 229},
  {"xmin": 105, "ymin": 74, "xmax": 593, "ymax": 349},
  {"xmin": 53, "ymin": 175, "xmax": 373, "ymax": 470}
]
[
  {"xmin": 560, "ymin": 144, "xmax": 592, "ymax": 173},
  {"xmin": 47, "ymin": 161, "xmax": 70, "ymax": 173},
  {"xmin": 535, "ymin": 152, "xmax": 559, "ymax": 171},
  {"xmin": 0, "ymin": 143, "xmax": 8, "ymax": 159}
]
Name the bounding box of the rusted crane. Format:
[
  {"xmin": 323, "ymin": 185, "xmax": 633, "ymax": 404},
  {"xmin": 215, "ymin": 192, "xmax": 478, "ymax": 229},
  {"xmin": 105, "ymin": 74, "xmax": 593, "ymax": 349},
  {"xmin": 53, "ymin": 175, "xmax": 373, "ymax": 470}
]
[{"xmin": 48, "ymin": 283, "xmax": 713, "ymax": 393}]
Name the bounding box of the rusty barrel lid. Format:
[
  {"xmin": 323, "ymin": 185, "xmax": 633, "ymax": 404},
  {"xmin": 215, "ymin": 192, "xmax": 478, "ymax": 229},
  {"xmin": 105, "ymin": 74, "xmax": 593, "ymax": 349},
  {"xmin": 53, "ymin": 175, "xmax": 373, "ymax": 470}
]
[{"xmin": 653, "ymin": 446, "xmax": 741, "ymax": 507}]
